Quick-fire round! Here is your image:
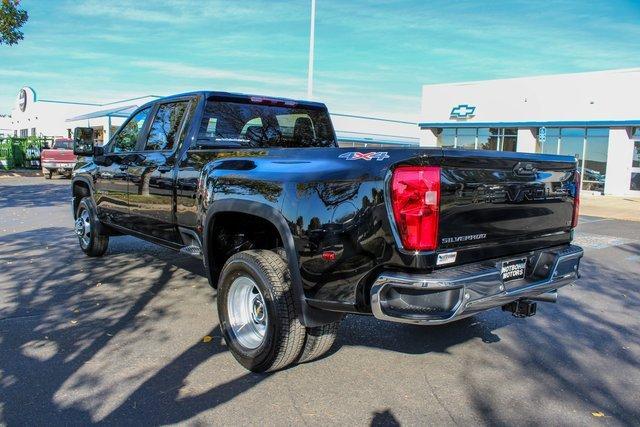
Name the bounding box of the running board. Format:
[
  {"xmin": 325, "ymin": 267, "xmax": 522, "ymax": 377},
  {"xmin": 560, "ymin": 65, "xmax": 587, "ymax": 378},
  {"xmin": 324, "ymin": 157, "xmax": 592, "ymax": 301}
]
[
  {"xmin": 178, "ymin": 227, "xmax": 203, "ymax": 259},
  {"xmin": 180, "ymin": 245, "xmax": 203, "ymax": 258}
]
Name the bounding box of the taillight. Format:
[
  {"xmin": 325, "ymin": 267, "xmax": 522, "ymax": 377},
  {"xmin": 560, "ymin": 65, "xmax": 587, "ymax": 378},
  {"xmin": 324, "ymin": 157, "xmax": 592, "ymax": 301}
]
[
  {"xmin": 390, "ymin": 166, "xmax": 441, "ymax": 251},
  {"xmin": 572, "ymin": 170, "xmax": 581, "ymax": 228}
]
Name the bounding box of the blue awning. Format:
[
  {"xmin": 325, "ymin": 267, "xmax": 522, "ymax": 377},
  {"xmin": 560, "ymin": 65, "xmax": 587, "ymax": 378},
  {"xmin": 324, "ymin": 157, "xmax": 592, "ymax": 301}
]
[{"xmin": 419, "ymin": 120, "xmax": 640, "ymax": 129}]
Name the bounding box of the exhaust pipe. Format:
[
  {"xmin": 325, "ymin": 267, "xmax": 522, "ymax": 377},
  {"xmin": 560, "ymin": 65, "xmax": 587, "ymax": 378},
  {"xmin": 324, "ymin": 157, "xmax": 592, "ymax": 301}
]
[{"xmin": 528, "ymin": 290, "xmax": 558, "ymax": 303}]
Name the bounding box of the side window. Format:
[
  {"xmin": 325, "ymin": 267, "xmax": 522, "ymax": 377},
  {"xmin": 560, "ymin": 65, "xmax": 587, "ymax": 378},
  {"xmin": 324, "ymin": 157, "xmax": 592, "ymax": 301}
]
[
  {"xmin": 144, "ymin": 101, "xmax": 189, "ymax": 151},
  {"xmin": 111, "ymin": 108, "xmax": 150, "ymax": 153}
]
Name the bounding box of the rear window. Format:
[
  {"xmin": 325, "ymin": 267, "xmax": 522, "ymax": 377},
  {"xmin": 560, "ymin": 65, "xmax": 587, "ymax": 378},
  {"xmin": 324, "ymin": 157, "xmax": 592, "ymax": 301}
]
[
  {"xmin": 195, "ymin": 98, "xmax": 336, "ymax": 149},
  {"xmin": 53, "ymin": 140, "xmax": 72, "ymax": 150}
]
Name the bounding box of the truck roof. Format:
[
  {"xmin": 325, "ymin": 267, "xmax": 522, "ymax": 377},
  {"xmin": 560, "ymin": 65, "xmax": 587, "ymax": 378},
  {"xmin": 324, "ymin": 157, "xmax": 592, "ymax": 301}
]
[{"xmin": 143, "ymin": 91, "xmax": 328, "ymax": 110}]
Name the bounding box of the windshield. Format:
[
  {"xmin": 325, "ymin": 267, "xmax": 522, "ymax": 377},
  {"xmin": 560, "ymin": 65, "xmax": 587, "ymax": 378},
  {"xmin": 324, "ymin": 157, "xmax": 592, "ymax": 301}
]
[
  {"xmin": 53, "ymin": 140, "xmax": 73, "ymax": 150},
  {"xmin": 196, "ymin": 98, "xmax": 336, "ymax": 149}
]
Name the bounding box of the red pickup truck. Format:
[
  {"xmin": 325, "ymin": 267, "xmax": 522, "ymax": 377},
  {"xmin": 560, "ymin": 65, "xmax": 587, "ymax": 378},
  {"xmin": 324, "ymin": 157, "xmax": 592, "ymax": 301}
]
[{"xmin": 41, "ymin": 139, "xmax": 77, "ymax": 179}]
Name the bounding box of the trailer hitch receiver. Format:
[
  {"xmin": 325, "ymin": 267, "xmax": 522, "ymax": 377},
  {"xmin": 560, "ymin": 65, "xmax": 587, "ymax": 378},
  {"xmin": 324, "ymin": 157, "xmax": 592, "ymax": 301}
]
[{"xmin": 502, "ymin": 300, "xmax": 537, "ymax": 318}]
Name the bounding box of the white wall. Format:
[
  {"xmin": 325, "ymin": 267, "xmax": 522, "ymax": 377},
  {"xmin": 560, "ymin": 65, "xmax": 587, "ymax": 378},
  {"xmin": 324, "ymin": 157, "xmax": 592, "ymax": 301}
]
[
  {"xmin": 604, "ymin": 128, "xmax": 635, "ymax": 196},
  {"xmin": 331, "ymin": 113, "xmax": 419, "ymax": 145},
  {"xmin": 517, "ymin": 128, "xmax": 537, "ymax": 153},
  {"xmin": 8, "ymin": 87, "xmax": 97, "ymax": 138},
  {"xmin": 421, "ymin": 68, "xmax": 640, "ymax": 125},
  {"xmin": 0, "ymin": 115, "xmax": 11, "ymax": 135},
  {"xmin": 419, "ymin": 128, "xmax": 438, "ymax": 147},
  {"xmin": 419, "ymin": 69, "xmax": 640, "ymax": 196}
]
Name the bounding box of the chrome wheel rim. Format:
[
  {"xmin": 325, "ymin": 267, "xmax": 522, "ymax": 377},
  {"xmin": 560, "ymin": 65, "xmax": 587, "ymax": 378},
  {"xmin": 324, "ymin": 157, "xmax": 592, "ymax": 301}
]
[
  {"xmin": 75, "ymin": 209, "xmax": 91, "ymax": 249},
  {"xmin": 227, "ymin": 276, "xmax": 267, "ymax": 350}
]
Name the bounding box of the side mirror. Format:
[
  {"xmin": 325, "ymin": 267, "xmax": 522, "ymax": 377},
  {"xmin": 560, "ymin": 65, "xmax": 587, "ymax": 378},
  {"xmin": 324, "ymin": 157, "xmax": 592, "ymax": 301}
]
[
  {"xmin": 73, "ymin": 127, "xmax": 95, "ymax": 156},
  {"xmin": 93, "ymin": 145, "xmax": 104, "ymax": 156}
]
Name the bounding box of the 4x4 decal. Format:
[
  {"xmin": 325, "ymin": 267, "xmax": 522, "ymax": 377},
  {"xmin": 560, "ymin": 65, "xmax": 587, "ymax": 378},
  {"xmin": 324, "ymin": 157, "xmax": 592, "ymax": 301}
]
[{"xmin": 338, "ymin": 152, "xmax": 389, "ymax": 161}]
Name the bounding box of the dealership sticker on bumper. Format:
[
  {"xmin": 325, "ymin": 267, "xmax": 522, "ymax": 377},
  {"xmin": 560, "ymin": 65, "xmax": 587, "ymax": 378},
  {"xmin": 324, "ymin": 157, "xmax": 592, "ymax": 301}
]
[
  {"xmin": 437, "ymin": 252, "xmax": 457, "ymax": 265},
  {"xmin": 501, "ymin": 258, "xmax": 527, "ymax": 282}
]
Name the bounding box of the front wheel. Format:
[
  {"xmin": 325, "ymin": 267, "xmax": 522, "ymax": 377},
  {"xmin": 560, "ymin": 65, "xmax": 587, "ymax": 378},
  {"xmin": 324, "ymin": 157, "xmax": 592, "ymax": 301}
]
[
  {"xmin": 217, "ymin": 250, "xmax": 306, "ymax": 372},
  {"xmin": 75, "ymin": 198, "xmax": 109, "ymax": 257}
]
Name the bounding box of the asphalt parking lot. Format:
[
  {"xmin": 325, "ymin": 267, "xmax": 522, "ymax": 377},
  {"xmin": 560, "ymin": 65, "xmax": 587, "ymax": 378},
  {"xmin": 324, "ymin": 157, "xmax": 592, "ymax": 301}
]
[{"xmin": 1, "ymin": 176, "xmax": 639, "ymax": 426}]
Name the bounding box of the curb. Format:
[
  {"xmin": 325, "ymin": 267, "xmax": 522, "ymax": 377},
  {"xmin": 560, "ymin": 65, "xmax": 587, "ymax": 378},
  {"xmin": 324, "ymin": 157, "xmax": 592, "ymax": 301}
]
[{"xmin": 0, "ymin": 169, "xmax": 43, "ymax": 178}]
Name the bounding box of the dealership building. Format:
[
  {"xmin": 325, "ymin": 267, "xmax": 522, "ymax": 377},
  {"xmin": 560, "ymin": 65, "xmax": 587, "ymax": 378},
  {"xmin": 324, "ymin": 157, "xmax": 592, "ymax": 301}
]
[
  {"xmin": 1, "ymin": 87, "xmax": 419, "ymax": 148},
  {"xmin": 3, "ymin": 68, "xmax": 640, "ymax": 196},
  {"xmin": 419, "ymin": 68, "xmax": 640, "ymax": 196}
]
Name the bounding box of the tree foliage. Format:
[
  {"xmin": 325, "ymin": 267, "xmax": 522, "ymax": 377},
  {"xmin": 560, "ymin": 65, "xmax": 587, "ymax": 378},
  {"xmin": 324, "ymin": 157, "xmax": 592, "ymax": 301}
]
[{"xmin": 0, "ymin": 0, "xmax": 28, "ymax": 46}]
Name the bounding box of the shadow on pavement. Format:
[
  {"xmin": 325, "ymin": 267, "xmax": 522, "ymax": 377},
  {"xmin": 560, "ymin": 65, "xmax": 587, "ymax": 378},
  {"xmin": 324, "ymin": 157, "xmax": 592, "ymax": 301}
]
[
  {"xmin": 1, "ymin": 220, "xmax": 639, "ymax": 424},
  {"xmin": 462, "ymin": 247, "xmax": 640, "ymax": 425},
  {"xmin": 0, "ymin": 224, "xmax": 506, "ymax": 425},
  {"xmin": 0, "ymin": 182, "xmax": 69, "ymax": 209}
]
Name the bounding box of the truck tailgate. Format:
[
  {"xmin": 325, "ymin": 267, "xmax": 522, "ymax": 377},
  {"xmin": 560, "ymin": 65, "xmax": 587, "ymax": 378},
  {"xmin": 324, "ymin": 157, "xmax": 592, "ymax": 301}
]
[
  {"xmin": 437, "ymin": 150, "xmax": 578, "ymax": 252},
  {"xmin": 41, "ymin": 149, "xmax": 76, "ymax": 162}
]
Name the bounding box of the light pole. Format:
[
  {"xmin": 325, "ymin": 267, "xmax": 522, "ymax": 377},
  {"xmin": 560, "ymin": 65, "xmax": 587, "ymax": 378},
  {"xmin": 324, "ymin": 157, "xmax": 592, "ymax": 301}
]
[{"xmin": 307, "ymin": 0, "xmax": 316, "ymax": 99}]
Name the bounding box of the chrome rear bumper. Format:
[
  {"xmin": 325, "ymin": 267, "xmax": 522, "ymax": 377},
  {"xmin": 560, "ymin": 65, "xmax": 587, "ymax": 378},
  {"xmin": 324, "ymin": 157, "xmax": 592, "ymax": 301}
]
[{"xmin": 370, "ymin": 244, "xmax": 583, "ymax": 325}]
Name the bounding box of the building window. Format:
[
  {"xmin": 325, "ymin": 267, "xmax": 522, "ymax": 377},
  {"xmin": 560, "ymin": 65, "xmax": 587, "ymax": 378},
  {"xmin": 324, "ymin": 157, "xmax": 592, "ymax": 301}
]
[
  {"xmin": 631, "ymin": 173, "xmax": 640, "ymax": 191},
  {"xmin": 437, "ymin": 129, "xmax": 456, "ymax": 148},
  {"xmin": 583, "ymin": 128, "xmax": 608, "ymax": 192},
  {"xmin": 540, "ymin": 128, "xmax": 560, "ymax": 155},
  {"xmin": 631, "ymin": 137, "xmax": 640, "ymax": 192},
  {"xmin": 501, "ymin": 128, "xmax": 517, "ymax": 151},
  {"xmin": 559, "ymin": 127, "xmax": 584, "ymax": 160},
  {"xmin": 633, "ymin": 140, "xmax": 640, "ymax": 168},
  {"xmin": 19, "ymin": 129, "xmax": 28, "ymax": 137},
  {"xmin": 539, "ymin": 128, "xmax": 608, "ymax": 192},
  {"xmin": 31, "ymin": 127, "xmax": 36, "ymax": 137},
  {"xmin": 478, "ymin": 128, "xmax": 497, "ymax": 150},
  {"xmin": 437, "ymin": 128, "xmax": 517, "ymax": 151},
  {"xmin": 456, "ymin": 128, "xmax": 476, "ymax": 150}
]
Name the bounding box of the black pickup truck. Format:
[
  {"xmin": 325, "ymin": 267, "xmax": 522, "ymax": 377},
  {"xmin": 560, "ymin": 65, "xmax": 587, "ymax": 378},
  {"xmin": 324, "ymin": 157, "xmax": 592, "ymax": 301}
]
[{"xmin": 71, "ymin": 91, "xmax": 583, "ymax": 372}]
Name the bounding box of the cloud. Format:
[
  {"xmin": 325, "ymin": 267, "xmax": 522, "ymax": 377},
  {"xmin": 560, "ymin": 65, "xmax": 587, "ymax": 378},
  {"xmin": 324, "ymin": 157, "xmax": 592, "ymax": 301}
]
[
  {"xmin": 129, "ymin": 59, "xmax": 306, "ymax": 89},
  {"xmin": 0, "ymin": 69, "xmax": 65, "ymax": 79},
  {"xmin": 71, "ymin": 0, "xmax": 306, "ymax": 25},
  {"xmin": 73, "ymin": 1, "xmax": 183, "ymax": 24}
]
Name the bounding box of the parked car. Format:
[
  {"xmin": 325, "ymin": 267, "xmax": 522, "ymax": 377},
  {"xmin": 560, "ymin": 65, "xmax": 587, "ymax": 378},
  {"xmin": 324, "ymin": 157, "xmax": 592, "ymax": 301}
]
[
  {"xmin": 41, "ymin": 138, "xmax": 77, "ymax": 179},
  {"xmin": 70, "ymin": 91, "xmax": 583, "ymax": 372}
]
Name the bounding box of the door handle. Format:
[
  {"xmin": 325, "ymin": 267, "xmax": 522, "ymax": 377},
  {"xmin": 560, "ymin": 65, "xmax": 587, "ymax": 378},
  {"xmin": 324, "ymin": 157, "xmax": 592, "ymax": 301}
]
[{"xmin": 157, "ymin": 165, "xmax": 172, "ymax": 173}]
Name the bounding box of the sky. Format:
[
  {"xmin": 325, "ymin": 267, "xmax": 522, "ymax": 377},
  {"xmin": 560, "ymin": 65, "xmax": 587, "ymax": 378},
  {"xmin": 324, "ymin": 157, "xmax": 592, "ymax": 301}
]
[{"xmin": 1, "ymin": 0, "xmax": 640, "ymax": 120}]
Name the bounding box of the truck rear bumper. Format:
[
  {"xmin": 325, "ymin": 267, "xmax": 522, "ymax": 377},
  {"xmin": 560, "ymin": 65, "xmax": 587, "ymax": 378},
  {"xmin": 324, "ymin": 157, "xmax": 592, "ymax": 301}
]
[
  {"xmin": 42, "ymin": 162, "xmax": 75, "ymax": 170},
  {"xmin": 370, "ymin": 244, "xmax": 583, "ymax": 325}
]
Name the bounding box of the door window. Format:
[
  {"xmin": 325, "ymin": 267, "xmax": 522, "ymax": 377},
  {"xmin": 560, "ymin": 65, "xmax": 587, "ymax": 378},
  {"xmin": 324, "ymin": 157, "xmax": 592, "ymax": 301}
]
[
  {"xmin": 111, "ymin": 107, "xmax": 150, "ymax": 153},
  {"xmin": 144, "ymin": 102, "xmax": 189, "ymax": 151}
]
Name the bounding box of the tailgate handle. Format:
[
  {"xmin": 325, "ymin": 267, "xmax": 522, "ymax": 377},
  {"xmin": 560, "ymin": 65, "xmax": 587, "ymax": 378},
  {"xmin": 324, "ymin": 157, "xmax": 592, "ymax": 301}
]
[{"xmin": 513, "ymin": 162, "xmax": 537, "ymax": 176}]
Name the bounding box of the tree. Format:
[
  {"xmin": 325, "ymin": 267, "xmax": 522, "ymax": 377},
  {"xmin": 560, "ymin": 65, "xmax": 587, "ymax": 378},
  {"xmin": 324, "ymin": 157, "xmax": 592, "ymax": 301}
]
[{"xmin": 0, "ymin": 0, "xmax": 28, "ymax": 46}]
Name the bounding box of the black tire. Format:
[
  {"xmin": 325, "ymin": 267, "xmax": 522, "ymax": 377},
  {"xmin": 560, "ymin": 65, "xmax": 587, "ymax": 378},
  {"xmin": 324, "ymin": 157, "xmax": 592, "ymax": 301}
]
[
  {"xmin": 217, "ymin": 250, "xmax": 305, "ymax": 372},
  {"xmin": 298, "ymin": 321, "xmax": 340, "ymax": 363},
  {"xmin": 75, "ymin": 197, "xmax": 109, "ymax": 257},
  {"xmin": 44, "ymin": 169, "xmax": 52, "ymax": 179}
]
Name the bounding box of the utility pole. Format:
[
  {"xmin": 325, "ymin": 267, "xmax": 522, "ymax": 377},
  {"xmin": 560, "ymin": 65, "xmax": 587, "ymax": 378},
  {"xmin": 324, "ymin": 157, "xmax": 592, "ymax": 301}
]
[{"xmin": 307, "ymin": 0, "xmax": 316, "ymax": 99}]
